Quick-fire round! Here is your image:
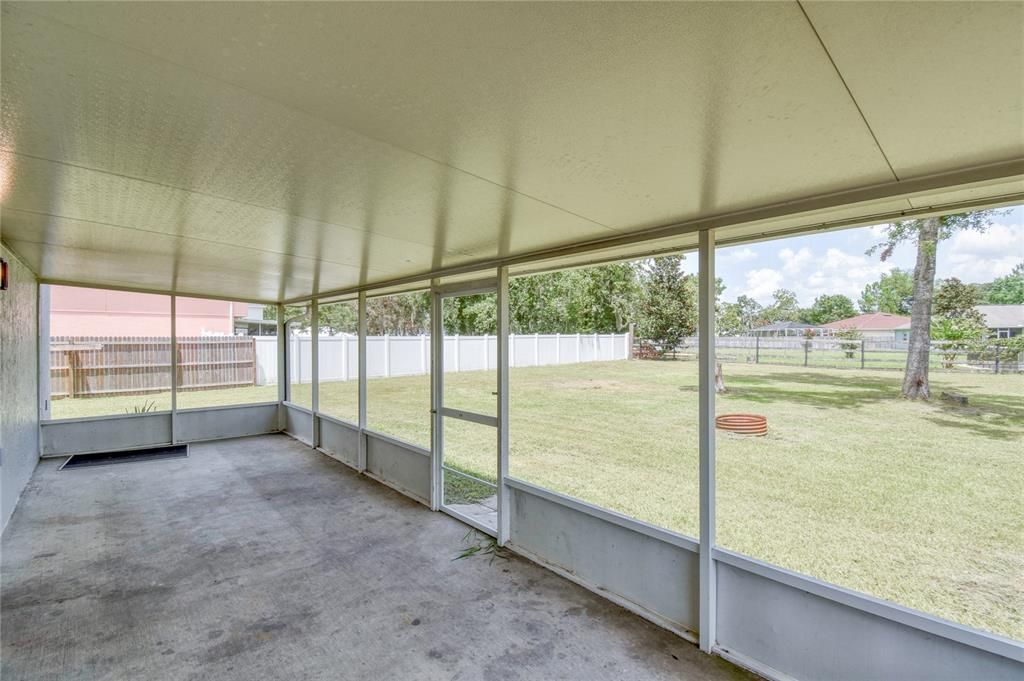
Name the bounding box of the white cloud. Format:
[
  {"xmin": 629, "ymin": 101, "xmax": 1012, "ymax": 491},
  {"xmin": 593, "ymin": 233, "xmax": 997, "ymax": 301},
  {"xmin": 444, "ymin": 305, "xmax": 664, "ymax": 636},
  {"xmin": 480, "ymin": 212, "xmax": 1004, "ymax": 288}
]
[
  {"xmin": 779, "ymin": 247, "xmax": 813, "ymax": 274},
  {"xmin": 722, "ymin": 246, "xmax": 758, "ymax": 263},
  {"xmin": 741, "ymin": 268, "xmax": 784, "ymax": 305},
  {"xmin": 941, "ymin": 223, "xmax": 1023, "ymax": 282},
  {"xmin": 802, "ymin": 249, "xmax": 894, "ymax": 302},
  {"xmin": 867, "ymin": 224, "xmax": 891, "ymax": 239}
]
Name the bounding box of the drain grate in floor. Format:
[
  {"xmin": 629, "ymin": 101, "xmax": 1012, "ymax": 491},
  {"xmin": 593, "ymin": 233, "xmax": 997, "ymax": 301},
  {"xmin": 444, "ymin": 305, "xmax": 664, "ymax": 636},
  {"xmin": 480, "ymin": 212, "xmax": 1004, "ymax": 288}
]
[{"xmin": 61, "ymin": 444, "xmax": 188, "ymax": 470}]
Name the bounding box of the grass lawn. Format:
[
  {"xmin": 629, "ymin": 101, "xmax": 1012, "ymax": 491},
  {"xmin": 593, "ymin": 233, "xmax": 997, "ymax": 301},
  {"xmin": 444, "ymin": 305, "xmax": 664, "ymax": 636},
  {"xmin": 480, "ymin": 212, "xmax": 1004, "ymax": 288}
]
[{"xmin": 50, "ymin": 360, "xmax": 1023, "ymax": 640}]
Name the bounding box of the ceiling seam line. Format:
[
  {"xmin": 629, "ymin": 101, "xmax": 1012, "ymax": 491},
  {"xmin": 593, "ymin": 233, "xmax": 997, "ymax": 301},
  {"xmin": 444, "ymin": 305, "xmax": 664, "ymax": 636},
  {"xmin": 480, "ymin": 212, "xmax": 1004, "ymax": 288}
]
[
  {"xmin": 8, "ymin": 4, "xmax": 619, "ymax": 234},
  {"xmin": 1, "ymin": 206, "xmax": 402, "ymax": 272},
  {"xmin": 796, "ymin": 0, "xmax": 900, "ymax": 182},
  {"xmin": 1, "ymin": 152, "xmax": 480, "ymax": 259}
]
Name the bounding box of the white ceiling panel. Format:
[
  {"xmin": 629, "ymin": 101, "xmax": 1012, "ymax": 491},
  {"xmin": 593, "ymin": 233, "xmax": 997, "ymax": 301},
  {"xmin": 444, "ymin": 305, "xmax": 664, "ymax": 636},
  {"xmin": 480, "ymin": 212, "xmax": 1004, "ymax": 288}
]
[
  {"xmin": 803, "ymin": 1, "xmax": 1024, "ymax": 176},
  {"xmin": 2, "ymin": 2, "xmax": 1021, "ymax": 301}
]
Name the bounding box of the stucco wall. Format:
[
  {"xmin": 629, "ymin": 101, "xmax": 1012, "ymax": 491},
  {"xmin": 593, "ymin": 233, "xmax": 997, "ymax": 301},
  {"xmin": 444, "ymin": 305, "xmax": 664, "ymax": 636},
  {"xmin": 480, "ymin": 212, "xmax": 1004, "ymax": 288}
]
[{"xmin": 1, "ymin": 245, "xmax": 39, "ymax": 531}]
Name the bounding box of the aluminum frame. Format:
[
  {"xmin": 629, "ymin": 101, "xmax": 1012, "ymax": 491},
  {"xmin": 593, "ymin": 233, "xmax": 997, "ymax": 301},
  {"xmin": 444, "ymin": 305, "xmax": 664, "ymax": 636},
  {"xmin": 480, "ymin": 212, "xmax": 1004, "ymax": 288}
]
[{"xmin": 430, "ymin": 277, "xmax": 503, "ymax": 534}]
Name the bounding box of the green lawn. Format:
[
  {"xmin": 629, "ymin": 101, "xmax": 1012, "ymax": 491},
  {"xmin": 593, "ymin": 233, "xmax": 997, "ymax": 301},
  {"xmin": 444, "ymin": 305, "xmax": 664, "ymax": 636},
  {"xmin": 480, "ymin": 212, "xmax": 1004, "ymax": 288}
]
[{"xmin": 50, "ymin": 360, "xmax": 1023, "ymax": 640}]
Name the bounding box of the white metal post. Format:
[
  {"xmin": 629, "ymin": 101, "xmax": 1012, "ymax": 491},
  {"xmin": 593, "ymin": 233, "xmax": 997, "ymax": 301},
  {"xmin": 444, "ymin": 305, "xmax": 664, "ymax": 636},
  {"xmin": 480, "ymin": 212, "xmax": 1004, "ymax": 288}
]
[
  {"xmin": 357, "ymin": 292, "xmax": 368, "ymax": 471},
  {"xmin": 698, "ymin": 229, "xmax": 717, "ymax": 653},
  {"xmin": 510, "ymin": 333, "xmax": 516, "ymax": 368},
  {"xmin": 555, "ymin": 333, "xmax": 561, "ymax": 364},
  {"xmin": 384, "ymin": 333, "xmax": 391, "ymax": 378},
  {"xmin": 420, "ymin": 334, "xmax": 427, "ymax": 374},
  {"xmin": 277, "ymin": 303, "xmax": 287, "ymax": 430},
  {"xmin": 38, "ymin": 285, "xmax": 51, "ymax": 425},
  {"xmin": 311, "ymin": 299, "xmax": 319, "ymax": 447},
  {"xmin": 430, "ymin": 289, "xmax": 444, "ymax": 510},
  {"xmin": 533, "ymin": 333, "xmax": 540, "ymax": 366},
  {"xmin": 454, "ymin": 334, "xmax": 460, "ymax": 372},
  {"xmin": 576, "ymin": 332, "xmax": 581, "ymax": 362},
  {"xmin": 170, "ymin": 295, "xmax": 178, "ymax": 444},
  {"xmin": 497, "ymin": 266, "xmax": 511, "ymax": 545}
]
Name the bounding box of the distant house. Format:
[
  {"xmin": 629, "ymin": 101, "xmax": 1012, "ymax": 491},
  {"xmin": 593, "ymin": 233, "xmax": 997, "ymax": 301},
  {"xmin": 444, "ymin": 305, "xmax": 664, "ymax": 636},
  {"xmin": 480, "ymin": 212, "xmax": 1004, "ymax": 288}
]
[
  {"xmin": 750, "ymin": 321, "xmax": 828, "ymax": 337},
  {"xmin": 823, "ymin": 312, "xmax": 912, "ymax": 342},
  {"xmin": 49, "ymin": 286, "xmax": 254, "ymax": 337},
  {"xmin": 976, "ymin": 305, "xmax": 1024, "ymax": 338}
]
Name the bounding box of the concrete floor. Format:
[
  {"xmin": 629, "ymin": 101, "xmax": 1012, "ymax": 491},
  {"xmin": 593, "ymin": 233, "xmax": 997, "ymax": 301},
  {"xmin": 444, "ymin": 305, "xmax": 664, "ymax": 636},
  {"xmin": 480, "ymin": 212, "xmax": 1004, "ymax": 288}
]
[{"xmin": 2, "ymin": 434, "xmax": 756, "ymax": 681}]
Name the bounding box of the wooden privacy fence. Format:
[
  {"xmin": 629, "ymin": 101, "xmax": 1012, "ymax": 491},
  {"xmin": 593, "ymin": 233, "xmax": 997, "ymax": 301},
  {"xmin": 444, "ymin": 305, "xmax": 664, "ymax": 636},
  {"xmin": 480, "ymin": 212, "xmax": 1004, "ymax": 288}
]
[{"xmin": 50, "ymin": 336, "xmax": 257, "ymax": 399}]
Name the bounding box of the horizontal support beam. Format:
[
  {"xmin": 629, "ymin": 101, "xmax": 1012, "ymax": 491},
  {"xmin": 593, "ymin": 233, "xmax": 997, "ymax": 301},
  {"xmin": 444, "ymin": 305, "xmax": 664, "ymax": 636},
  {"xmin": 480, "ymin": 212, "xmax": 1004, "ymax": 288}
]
[{"xmin": 439, "ymin": 407, "xmax": 498, "ymax": 428}]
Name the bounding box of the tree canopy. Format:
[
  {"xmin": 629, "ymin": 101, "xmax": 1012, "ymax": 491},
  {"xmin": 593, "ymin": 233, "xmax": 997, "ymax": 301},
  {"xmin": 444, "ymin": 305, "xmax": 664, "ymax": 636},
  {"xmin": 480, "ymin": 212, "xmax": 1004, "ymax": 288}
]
[
  {"xmin": 803, "ymin": 294, "xmax": 857, "ymax": 325},
  {"xmin": 984, "ymin": 262, "xmax": 1024, "ymax": 304},
  {"xmin": 858, "ymin": 269, "xmax": 914, "ymax": 314}
]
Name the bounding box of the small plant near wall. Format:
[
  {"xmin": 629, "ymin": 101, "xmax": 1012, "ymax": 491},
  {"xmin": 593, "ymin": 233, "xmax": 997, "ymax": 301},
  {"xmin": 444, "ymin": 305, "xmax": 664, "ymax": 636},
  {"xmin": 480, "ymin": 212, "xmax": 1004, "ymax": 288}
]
[
  {"xmin": 835, "ymin": 328, "xmax": 863, "ymax": 360},
  {"xmin": 453, "ymin": 530, "xmax": 509, "ymax": 564},
  {"xmin": 124, "ymin": 400, "xmax": 157, "ymax": 414}
]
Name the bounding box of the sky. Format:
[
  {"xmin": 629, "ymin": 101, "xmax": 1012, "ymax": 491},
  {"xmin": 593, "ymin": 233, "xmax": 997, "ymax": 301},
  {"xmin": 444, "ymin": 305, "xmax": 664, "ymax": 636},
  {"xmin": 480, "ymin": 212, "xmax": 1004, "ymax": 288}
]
[{"xmin": 680, "ymin": 205, "xmax": 1024, "ymax": 307}]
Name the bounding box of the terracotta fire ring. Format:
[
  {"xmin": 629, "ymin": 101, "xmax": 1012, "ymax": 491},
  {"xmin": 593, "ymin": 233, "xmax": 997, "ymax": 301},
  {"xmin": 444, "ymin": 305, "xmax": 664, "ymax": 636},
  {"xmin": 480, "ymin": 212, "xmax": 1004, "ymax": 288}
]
[{"xmin": 715, "ymin": 413, "xmax": 768, "ymax": 437}]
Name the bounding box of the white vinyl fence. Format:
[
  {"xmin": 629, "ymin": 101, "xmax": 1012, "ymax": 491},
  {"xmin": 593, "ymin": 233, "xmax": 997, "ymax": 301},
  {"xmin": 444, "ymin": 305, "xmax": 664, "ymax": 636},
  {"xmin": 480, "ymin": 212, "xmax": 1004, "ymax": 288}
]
[{"xmin": 257, "ymin": 333, "xmax": 631, "ymax": 385}]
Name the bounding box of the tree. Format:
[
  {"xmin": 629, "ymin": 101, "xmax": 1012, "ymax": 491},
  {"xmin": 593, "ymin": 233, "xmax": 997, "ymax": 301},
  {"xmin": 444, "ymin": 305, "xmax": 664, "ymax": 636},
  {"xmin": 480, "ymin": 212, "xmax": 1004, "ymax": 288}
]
[
  {"xmin": 757, "ymin": 289, "xmax": 801, "ymax": 325},
  {"xmin": 986, "ymin": 262, "xmax": 1024, "ymax": 304},
  {"xmin": 868, "ymin": 209, "xmax": 1004, "ymax": 399},
  {"xmin": 507, "ymin": 264, "xmax": 640, "ymax": 334},
  {"xmin": 442, "ymin": 293, "xmax": 497, "ymax": 335},
  {"xmin": 931, "ymin": 316, "xmax": 986, "ymax": 369},
  {"xmin": 718, "ymin": 295, "xmax": 763, "ymax": 336},
  {"xmin": 933, "ymin": 278, "xmax": 985, "ymax": 325},
  {"xmin": 834, "ymin": 328, "xmax": 863, "ymax": 360},
  {"xmin": 634, "ymin": 256, "xmax": 697, "ymax": 354},
  {"xmin": 803, "ymin": 294, "xmax": 857, "ymax": 325},
  {"xmin": 858, "ymin": 269, "xmax": 914, "ymax": 314}
]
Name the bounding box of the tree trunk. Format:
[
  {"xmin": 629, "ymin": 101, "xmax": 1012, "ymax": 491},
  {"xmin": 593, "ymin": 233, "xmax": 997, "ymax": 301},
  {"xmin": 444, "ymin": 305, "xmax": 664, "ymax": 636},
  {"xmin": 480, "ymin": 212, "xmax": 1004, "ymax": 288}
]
[{"xmin": 902, "ymin": 217, "xmax": 939, "ymax": 399}]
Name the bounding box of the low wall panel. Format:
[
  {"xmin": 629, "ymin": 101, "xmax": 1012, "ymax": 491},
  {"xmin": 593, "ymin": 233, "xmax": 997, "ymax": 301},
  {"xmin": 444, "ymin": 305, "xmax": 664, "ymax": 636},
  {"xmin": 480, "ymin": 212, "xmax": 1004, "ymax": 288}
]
[
  {"xmin": 715, "ymin": 553, "xmax": 1024, "ymax": 681},
  {"xmin": 508, "ymin": 481, "xmax": 699, "ymax": 634},
  {"xmin": 365, "ymin": 432, "xmax": 430, "ymax": 504},
  {"xmin": 176, "ymin": 403, "xmax": 278, "ymax": 442},
  {"xmin": 319, "ymin": 416, "xmax": 360, "ymax": 468},
  {"xmin": 284, "ymin": 404, "xmax": 313, "ymax": 445},
  {"xmin": 41, "ymin": 412, "xmax": 172, "ymax": 456}
]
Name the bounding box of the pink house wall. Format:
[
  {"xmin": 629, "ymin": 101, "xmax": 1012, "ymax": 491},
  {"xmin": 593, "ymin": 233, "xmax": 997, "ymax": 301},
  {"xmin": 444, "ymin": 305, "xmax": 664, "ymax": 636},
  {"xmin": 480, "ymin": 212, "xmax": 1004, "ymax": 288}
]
[{"xmin": 49, "ymin": 286, "xmax": 250, "ymax": 336}]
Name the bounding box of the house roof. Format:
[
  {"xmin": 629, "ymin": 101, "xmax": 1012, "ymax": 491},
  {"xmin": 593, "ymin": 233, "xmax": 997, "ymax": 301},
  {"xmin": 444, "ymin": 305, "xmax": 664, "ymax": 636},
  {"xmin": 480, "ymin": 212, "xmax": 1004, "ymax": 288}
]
[
  {"xmin": 976, "ymin": 305, "xmax": 1024, "ymax": 329},
  {"xmin": 823, "ymin": 313, "xmax": 912, "ymax": 331}
]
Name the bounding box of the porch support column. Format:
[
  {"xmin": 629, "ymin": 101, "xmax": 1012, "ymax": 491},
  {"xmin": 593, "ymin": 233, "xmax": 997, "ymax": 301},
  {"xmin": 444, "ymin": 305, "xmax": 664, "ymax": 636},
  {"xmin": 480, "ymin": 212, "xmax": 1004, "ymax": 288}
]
[
  {"xmin": 310, "ymin": 299, "xmax": 319, "ymax": 447},
  {"xmin": 496, "ymin": 266, "xmax": 511, "ymax": 545},
  {"xmin": 170, "ymin": 295, "xmax": 178, "ymax": 444},
  {"xmin": 357, "ymin": 291, "xmax": 368, "ymax": 472},
  {"xmin": 698, "ymin": 228, "xmax": 717, "ymax": 653},
  {"xmin": 429, "ymin": 282, "xmax": 443, "ymax": 511},
  {"xmin": 277, "ymin": 303, "xmax": 286, "ymax": 430}
]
